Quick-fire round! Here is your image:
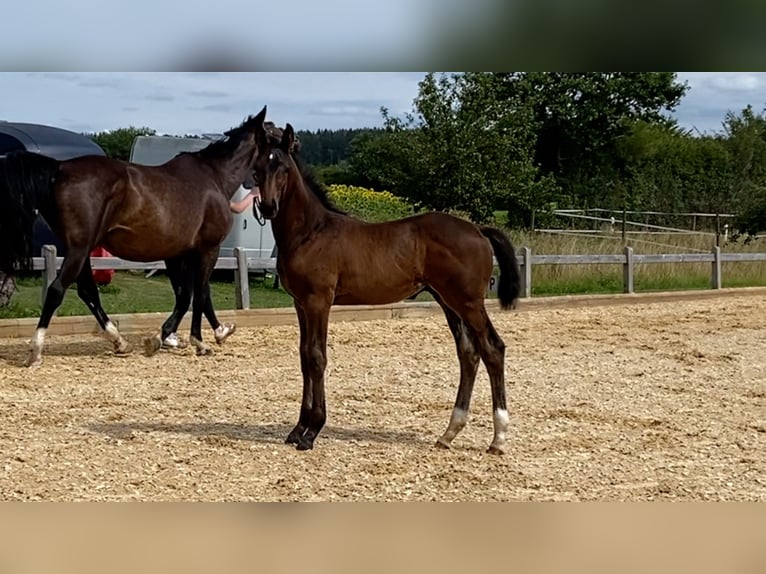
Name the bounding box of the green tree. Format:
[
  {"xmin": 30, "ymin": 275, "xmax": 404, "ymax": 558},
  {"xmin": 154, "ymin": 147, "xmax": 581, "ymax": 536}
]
[
  {"xmin": 350, "ymin": 73, "xmax": 555, "ymax": 224},
  {"xmin": 89, "ymin": 126, "xmax": 156, "ymax": 160},
  {"xmin": 619, "ymin": 123, "xmax": 732, "ymax": 224},
  {"xmin": 723, "ymin": 105, "xmax": 766, "ymax": 234},
  {"xmin": 490, "ymin": 72, "xmax": 688, "ymax": 208}
]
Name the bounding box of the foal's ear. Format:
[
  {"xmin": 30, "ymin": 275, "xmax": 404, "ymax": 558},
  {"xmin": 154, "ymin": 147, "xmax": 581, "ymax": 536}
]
[{"xmin": 280, "ymin": 123, "xmax": 295, "ymax": 153}]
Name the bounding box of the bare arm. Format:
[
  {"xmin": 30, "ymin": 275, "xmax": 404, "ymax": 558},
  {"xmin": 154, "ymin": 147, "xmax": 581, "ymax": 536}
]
[{"xmin": 230, "ymin": 187, "xmax": 260, "ymax": 214}]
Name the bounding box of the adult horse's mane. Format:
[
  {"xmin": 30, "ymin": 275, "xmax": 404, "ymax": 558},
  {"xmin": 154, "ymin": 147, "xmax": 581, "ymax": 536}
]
[
  {"xmin": 292, "ymin": 151, "xmax": 347, "ymax": 216},
  {"xmin": 183, "ymin": 115, "xmax": 262, "ymax": 160}
]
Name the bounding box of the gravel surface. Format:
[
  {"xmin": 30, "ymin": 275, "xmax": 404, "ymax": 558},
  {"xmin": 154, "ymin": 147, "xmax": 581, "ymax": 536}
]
[{"xmin": 0, "ymin": 294, "xmax": 763, "ymax": 501}]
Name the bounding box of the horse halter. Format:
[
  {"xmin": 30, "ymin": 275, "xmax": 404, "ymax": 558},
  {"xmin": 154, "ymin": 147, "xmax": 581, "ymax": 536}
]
[{"xmin": 252, "ymin": 200, "xmax": 266, "ymax": 226}]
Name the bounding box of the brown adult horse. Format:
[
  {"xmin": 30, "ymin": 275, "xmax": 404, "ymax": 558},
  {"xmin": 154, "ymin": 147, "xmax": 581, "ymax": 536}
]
[
  {"xmin": 254, "ymin": 123, "xmax": 521, "ymax": 454},
  {"xmin": 0, "ymin": 106, "xmax": 268, "ymax": 367}
]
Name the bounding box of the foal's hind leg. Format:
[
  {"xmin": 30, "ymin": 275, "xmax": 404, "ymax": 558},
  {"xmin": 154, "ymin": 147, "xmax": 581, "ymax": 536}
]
[
  {"xmin": 433, "ymin": 301, "xmax": 481, "ymax": 450},
  {"xmin": 444, "ymin": 299, "xmax": 509, "ymax": 454},
  {"xmin": 76, "ymin": 258, "xmax": 131, "ymax": 355}
]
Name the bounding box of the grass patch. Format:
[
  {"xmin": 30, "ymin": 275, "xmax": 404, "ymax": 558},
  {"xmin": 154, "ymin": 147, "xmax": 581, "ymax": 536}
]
[
  {"xmin": 508, "ymin": 230, "xmax": 766, "ymax": 295},
  {"xmin": 0, "ymin": 271, "xmax": 294, "ymax": 320}
]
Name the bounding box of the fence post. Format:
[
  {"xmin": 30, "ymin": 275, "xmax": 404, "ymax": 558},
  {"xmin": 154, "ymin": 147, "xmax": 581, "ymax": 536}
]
[
  {"xmin": 711, "ymin": 246, "xmax": 722, "ymax": 290},
  {"xmin": 623, "ymin": 245, "xmax": 634, "ymax": 294},
  {"xmin": 234, "ymin": 247, "xmax": 250, "ymax": 310},
  {"xmin": 234, "ymin": 247, "xmax": 250, "ymax": 309},
  {"xmin": 41, "ymin": 244, "xmax": 57, "ymax": 307},
  {"xmin": 521, "ymin": 246, "xmax": 532, "ymax": 299}
]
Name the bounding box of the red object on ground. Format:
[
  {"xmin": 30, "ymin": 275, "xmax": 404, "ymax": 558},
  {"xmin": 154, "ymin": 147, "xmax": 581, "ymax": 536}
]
[{"xmin": 90, "ymin": 246, "xmax": 115, "ymax": 285}]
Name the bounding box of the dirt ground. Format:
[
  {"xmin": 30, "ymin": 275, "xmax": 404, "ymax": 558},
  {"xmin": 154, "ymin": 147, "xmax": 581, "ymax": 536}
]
[{"xmin": 0, "ymin": 293, "xmax": 764, "ymax": 501}]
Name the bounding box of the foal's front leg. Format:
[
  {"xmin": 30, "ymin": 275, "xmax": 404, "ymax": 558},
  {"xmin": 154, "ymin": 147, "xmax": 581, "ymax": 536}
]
[
  {"xmin": 286, "ymin": 303, "xmax": 312, "ymax": 445},
  {"xmin": 287, "ymin": 299, "xmax": 331, "ymax": 451}
]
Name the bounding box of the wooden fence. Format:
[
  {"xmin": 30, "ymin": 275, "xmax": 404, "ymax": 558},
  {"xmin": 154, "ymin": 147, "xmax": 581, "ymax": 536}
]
[{"xmin": 33, "ymin": 245, "xmax": 766, "ymax": 309}]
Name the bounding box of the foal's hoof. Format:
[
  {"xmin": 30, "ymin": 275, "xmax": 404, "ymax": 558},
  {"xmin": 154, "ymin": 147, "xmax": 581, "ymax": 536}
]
[
  {"xmin": 143, "ymin": 335, "xmax": 162, "ymax": 357},
  {"xmin": 486, "ymin": 444, "xmax": 507, "ymax": 456},
  {"xmin": 24, "ymin": 354, "xmax": 42, "ymax": 368},
  {"xmin": 214, "ymin": 323, "xmax": 236, "ymax": 345},
  {"xmin": 296, "ymin": 438, "xmax": 315, "ymax": 451},
  {"xmin": 285, "ymin": 432, "xmax": 302, "ymax": 445},
  {"xmin": 434, "ymin": 439, "xmax": 451, "ymax": 450}
]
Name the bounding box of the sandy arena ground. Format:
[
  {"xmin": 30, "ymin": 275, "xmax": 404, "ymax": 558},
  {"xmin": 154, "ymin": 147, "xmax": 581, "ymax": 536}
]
[{"xmin": 0, "ymin": 294, "xmax": 764, "ymax": 501}]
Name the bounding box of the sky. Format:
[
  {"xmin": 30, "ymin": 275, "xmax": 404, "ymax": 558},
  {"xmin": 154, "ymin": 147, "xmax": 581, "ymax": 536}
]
[{"xmin": 1, "ymin": 72, "xmax": 765, "ymax": 137}]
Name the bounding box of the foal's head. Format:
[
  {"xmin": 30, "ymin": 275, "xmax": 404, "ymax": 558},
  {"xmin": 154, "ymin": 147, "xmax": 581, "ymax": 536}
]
[{"xmin": 257, "ymin": 123, "xmax": 298, "ymax": 220}]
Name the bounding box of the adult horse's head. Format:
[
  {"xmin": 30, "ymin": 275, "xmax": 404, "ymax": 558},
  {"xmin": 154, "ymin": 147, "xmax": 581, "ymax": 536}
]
[
  {"xmin": 195, "ymin": 105, "xmax": 267, "ymax": 193},
  {"xmin": 257, "ymin": 122, "xmax": 297, "ymax": 220}
]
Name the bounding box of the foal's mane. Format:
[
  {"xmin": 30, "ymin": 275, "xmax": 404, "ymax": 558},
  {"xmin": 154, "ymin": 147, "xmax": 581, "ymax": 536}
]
[{"xmin": 292, "ymin": 152, "xmax": 346, "ymax": 216}]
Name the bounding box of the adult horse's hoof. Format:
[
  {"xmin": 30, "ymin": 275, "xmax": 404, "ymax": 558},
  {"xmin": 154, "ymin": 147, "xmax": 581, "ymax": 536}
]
[
  {"xmin": 161, "ymin": 333, "xmax": 188, "ymax": 350},
  {"xmin": 114, "ymin": 340, "xmax": 133, "ymax": 355},
  {"xmin": 24, "ymin": 353, "xmax": 42, "ymax": 368},
  {"xmin": 214, "ymin": 323, "xmax": 236, "ymax": 345},
  {"xmin": 190, "ymin": 336, "xmax": 213, "ymax": 356},
  {"xmin": 486, "ymin": 444, "xmax": 507, "ymax": 455},
  {"xmin": 143, "ymin": 334, "xmax": 162, "ymax": 357}
]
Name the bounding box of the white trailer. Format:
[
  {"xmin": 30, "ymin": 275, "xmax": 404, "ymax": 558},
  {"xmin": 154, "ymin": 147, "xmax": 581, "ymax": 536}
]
[{"xmin": 129, "ymin": 135, "xmax": 276, "ymax": 262}]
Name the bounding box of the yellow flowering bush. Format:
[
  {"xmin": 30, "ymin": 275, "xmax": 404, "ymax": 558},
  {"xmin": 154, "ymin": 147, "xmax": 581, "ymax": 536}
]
[{"xmin": 328, "ymin": 185, "xmax": 414, "ymax": 222}]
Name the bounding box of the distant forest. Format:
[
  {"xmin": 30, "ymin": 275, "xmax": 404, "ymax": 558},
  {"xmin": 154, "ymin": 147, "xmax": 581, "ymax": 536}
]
[{"xmin": 294, "ymin": 128, "xmax": 383, "ymax": 165}]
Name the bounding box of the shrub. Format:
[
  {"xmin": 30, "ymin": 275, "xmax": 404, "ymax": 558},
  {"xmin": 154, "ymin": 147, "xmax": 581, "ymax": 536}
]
[{"xmin": 328, "ymin": 185, "xmax": 414, "ymax": 222}]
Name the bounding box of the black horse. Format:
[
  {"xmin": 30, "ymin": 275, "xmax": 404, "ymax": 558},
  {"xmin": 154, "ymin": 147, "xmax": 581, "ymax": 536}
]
[{"xmin": 0, "ymin": 107, "xmax": 268, "ymax": 367}]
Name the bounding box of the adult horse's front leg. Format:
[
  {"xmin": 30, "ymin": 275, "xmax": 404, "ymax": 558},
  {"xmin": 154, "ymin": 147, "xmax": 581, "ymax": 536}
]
[
  {"xmin": 188, "ymin": 249, "xmax": 219, "ymax": 356},
  {"xmin": 203, "ymin": 286, "xmax": 236, "ymax": 345},
  {"xmin": 144, "ymin": 255, "xmax": 193, "ymax": 356},
  {"xmin": 26, "ymin": 249, "xmax": 89, "ymax": 367},
  {"xmin": 157, "ymin": 257, "xmax": 235, "ymax": 351},
  {"xmin": 76, "ymin": 258, "xmax": 131, "ymax": 356}
]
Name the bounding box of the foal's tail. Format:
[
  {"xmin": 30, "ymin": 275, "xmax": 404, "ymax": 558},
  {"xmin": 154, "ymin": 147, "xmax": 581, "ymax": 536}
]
[
  {"xmin": 0, "ymin": 151, "xmax": 60, "ymax": 275},
  {"xmin": 480, "ymin": 226, "xmax": 521, "ymax": 310}
]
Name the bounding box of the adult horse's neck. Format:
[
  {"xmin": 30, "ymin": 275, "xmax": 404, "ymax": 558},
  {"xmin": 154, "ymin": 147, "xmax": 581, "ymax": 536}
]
[
  {"xmin": 206, "ymin": 152, "xmax": 256, "ymax": 201},
  {"xmin": 271, "ymin": 163, "xmax": 330, "ymax": 252}
]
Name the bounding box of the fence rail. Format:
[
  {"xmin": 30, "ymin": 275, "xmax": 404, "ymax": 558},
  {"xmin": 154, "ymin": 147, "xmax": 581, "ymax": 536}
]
[{"xmin": 33, "ymin": 245, "xmax": 766, "ymax": 309}]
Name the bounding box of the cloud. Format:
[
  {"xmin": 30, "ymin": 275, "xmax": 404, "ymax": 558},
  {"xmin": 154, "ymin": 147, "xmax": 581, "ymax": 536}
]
[
  {"xmin": 672, "ymin": 73, "xmax": 766, "ymax": 134},
  {"xmin": 192, "ymin": 103, "xmax": 236, "ymax": 113},
  {"xmin": 76, "ymin": 78, "xmax": 123, "ymax": 89},
  {"xmin": 189, "ymin": 90, "xmax": 231, "ymax": 98},
  {"xmin": 144, "ymin": 94, "xmax": 175, "ymax": 102}
]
